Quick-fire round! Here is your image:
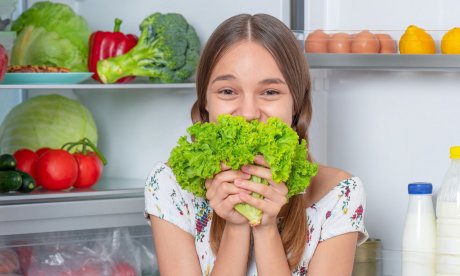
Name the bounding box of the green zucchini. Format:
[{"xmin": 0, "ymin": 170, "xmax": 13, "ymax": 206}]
[
  {"xmin": 16, "ymin": 171, "xmax": 36, "ymax": 193},
  {"xmin": 0, "ymin": 154, "xmax": 16, "ymax": 171},
  {"xmin": 0, "ymin": 171, "xmax": 22, "ymax": 193}
]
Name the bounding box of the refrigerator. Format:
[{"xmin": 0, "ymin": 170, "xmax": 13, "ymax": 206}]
[{"xmin": 1, "ymin": 0, "xmax": 459, "ymax": 275}]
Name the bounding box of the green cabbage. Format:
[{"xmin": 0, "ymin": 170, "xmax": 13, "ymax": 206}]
[
  {"xmin": 169, "ymin": 114, "xmax": 318, "ymax": 226},
  {"xmin": 0, "ymin": 94, "xmax": 98, "ymax": 154},
  {"xmin": 10, "ymin": 1, "xmax": 91, "ymax": 72}
]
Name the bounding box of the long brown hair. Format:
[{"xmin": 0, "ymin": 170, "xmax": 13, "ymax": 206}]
[{"xmin": 191, "ymin": 13, "xmax": 313, "ymax": 270}]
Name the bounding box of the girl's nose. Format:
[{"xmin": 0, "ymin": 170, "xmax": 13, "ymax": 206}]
[{"xmin": 236, "ymin": 96, "xmax": 260, "ymax": 121}]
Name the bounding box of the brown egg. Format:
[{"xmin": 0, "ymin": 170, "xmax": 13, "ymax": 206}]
[
  {"xmin": 305, "ymin": 30, "xmax": 329, "ymax": 53},
  {"xmin": 375, "ymin": 33, "xmax": 397, "ymax": 53},
  {"xmin": 328, "ymin": 33, "xmax": 352, "ymax": 53},
  {"xmin": 351, "ymin": 30, "xmax": 380, "ymax": 53}
]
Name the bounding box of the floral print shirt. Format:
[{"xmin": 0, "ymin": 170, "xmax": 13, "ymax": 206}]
[{"xmin": 144, "ymin": 163, "xmax": 368, "ymax": 276}]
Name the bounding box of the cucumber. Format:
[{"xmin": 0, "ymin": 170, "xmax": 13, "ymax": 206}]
[
  {"xmin": 0, "ymin": 171, "xmax": 22, "ymax": 193},
  {"xmin": 0, "ymin": 154, "xmax": 16, "ymax": 171},
  {"xmin": 16, "ymin": 171, "xmax": 36, "ymax": 193}
]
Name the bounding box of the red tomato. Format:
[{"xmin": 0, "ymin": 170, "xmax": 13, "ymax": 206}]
[
  {"xmin": 36, "ymin": 147, "xmax": 52, "ymax": 158},
  {"xmin": 36, "ymin": 149, "xmax": 78, "ymax": 191},
  {"xmin": 73, "ymin": 152, "xmax": 104, "ymax": 189},
  {"xmin": 111, "ymin": 262, "xmax": 136, "ymax": 276},
  {"xmin": 13, "ymin": 149, "xmax": 38, "ymax": 180}
]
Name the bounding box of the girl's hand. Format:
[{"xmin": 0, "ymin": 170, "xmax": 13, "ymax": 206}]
[
  {"xmin": 234, "ymin": 155, "xmax": 289, "ymax": 227},
  {"xmin": 205, "ymin": 164, "xmax": 252, "ymax": 225}
]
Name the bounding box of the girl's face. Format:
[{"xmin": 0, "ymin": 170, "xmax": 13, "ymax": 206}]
[{"xmin": 205, "ymin": 41, "xmax": 294, "ymax": 125}]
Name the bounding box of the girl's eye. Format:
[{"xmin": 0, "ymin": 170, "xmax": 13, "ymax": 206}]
[
  {"xmin": 263, "ymin": 89, "xmax": 280, "ymax": 96},
  {"xmin": 218, "ymin": 89, "xmax": 235, "ymax": 95}
]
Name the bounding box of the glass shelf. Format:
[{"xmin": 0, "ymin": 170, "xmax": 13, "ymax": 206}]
[
  {"xmin": 0, "ymin": 178, "xmax": 146, "ymax": 236},
  {"xmin": 306, "ymin": 53, "xmax": 460, "ymax": 71},
  {"xmin": 0, "ymin": 178, "xmax": 143, "ymax": 205},
  {"xmin": 0, "ymin": 82, "xmax": 196, "ymax": 90}
]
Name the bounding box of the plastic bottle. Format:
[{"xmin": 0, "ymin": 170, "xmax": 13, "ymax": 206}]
[
  {"xmin": 402, "ymin": 182, "xmax": 436, "ymax": 276},
  {"xmin": 436, "ymin": 146, "xmax": 460, "ymax": 276}
]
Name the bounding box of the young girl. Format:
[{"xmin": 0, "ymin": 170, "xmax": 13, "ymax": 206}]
[{"xmin": 145, "ymin": 13, "xmax": 368, "ymax": 276}]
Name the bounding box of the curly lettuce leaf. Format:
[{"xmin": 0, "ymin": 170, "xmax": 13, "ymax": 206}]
[
  {"xmin": 169, "ymin": 114, "xmax": 318, "ymax": 225},
  {"xmin": 287, "ymin": 140, "xmax": 319, "ymax": 197}
]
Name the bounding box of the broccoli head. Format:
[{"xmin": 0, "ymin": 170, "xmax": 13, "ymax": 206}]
[{"xmin": 97, "ymin": 13, "xmax": 201, "ymax": 83}]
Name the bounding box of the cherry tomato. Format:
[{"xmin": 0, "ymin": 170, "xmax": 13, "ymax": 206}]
[
  {"xmin": 36, "ymin": 149, "xmax": 78, "ymax": 191},
  {"xmin": 73, "ymin": 151, "xmax": 103, "ymax": 189},
  {"xmin": 36, "ymin": 147, "xmax": 51, "ymax": 158},
  {"xmin": 13, "ymin": 149, "xmax": 38, "ymax": 180}
]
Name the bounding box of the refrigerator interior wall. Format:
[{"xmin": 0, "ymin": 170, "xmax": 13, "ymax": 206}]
[
  {"xmin": 305, "ymin": 0, "xmax": 460, "ymax": 255},
  {"xmin": 306, "ymin": 0, "xmax": 460, "ymax": 31}
]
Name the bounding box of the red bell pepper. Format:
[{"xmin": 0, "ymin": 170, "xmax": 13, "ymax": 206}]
[
  {"xmin": 88, "ymin": 18, "xmax": 138, "ymax": 83},
  {"xmin": 0, "ymin": 44, "xmax": 7, "ymax": 81}
]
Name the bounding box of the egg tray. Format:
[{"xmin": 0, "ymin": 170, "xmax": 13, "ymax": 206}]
[{"xmin": 293, "ymin": 29, "xmax": 456, "ymax": 55}]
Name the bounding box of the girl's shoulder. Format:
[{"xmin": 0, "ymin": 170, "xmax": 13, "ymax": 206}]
[{"xmin": 305, "ymin": 164, "xmax": 361, "ymax": 208}]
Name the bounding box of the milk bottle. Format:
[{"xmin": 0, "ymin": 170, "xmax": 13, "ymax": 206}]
[
  {"xmin": 436, "ymin": 146, "xmax": 460, "ymax": 276},
  {"xmin": 402, "ymin": 182, "xmax": 436, "ymax": 276}
]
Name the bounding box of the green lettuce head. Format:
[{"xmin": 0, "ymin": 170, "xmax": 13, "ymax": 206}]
[
  {"xmin": 169, "ymin": 115, "xmax": 319, "ymax": 226},
  {"xmin": 11, "ymin": 1, "xmax": 91, "ymax": 72}
]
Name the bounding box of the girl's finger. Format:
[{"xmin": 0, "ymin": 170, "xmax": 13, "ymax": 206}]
[
  {"xmin": 239, "ymin": 192, "xmax": 267, "ymax": 210},
  {"xmin": 235, "ymin": 179, "xmax": 287, "ymax": 205},
  {"xmin": 253, "ymin": 155, "xmax": 269, "ymax": 168},
  {"xmin": 209, "ymin": 181, "xmax": 251, "ymax": 202},
  {"xmin": 214, "ymin": 170, "xmax": 251, "ymax": 184},
  {"xmin": 270, "ymin": 181, "xmax": 288, "ymax": 195},
  {"xmin": 241, "ymin": 164, "xmax": 273, "ymax": 183},
  {"xmin": 221, "ymin": 194, "xmax": 246, "ymax": 215},
  {"xmin": 221, "ymin": 162, "xmax": 232, "ymax": 171}
]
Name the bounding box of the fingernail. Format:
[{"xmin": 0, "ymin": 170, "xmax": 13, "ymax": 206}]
[
  {"xmin": 241, "ymin": 165, "xmax": 249, "ymax": 172},
  {"xmin": 234, "ymin": 179, "xmax": 242, "ymax": 186}
]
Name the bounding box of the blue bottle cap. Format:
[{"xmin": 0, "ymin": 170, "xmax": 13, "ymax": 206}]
[{"xmin": 408, "ymin": 182, "xmax": 433, "ymax": 194}]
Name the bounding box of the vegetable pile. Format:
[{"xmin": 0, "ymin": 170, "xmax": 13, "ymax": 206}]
[
  {"xmin": 169, "ymin": 115, "xmax": 318, "ymax": 226},
  {"xmin": 0, "ymin": 94, "xmax": 98, "ymax": 155},
  {"xmin": 0, "ymin": 138, "xmax": 107, "ymax": 193},
  {"xmin": 97, "ymin": 12, "xmax": 201, "ymax": 84},
  {"xmin": 10, "ymin": 1, "xmax": 91, "ymax": 72}
]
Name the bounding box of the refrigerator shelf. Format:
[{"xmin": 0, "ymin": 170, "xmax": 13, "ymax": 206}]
[
  {"xmin": 306, "ymin": 53, "xmax": 460, "ymax": 71},
  {"xmin": 0, "ymin": 178, "xmax": 145, "ymax": 236},
  {"xmin": 0, "ymin": 82, "xmax": 196, "ymax": 90}
]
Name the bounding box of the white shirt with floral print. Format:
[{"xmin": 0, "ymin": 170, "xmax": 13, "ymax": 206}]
[{"xmin": 144, "ymin": 162, "xmax": 368, "ymax": 276}]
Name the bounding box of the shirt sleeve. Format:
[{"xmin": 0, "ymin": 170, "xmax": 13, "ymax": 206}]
[
  {"xmin": 144, "ymin": 163, "xmax": 196, "ymax": 236},
  {"xmin": 319, "ymin": 177, "xmax": 369, "ymax": 246}
]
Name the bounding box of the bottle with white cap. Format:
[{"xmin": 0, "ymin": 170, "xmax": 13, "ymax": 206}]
[
  {"xmin": 436, "ymin": 146, "xmax": 460, "ymax": 276},
  {"xmin": 402, "ymin": 182, "xmax": 436, "ymax": 276}
]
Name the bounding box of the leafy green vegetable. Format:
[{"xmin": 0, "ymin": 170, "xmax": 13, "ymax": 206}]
[
  {"xmin": 169, "ymin": 115, "xmax": 318, "ymax": 226},
  {"xmin": 97, "ymin": 12, "xmax": 200, "ymax": 84},
  {"xmin": 0, "ymin": 94, "xmax": 98, "ymax": 154},
  {"xmin": 11, "ymin": 1, "xmax": 91, "ymax": 72}
]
